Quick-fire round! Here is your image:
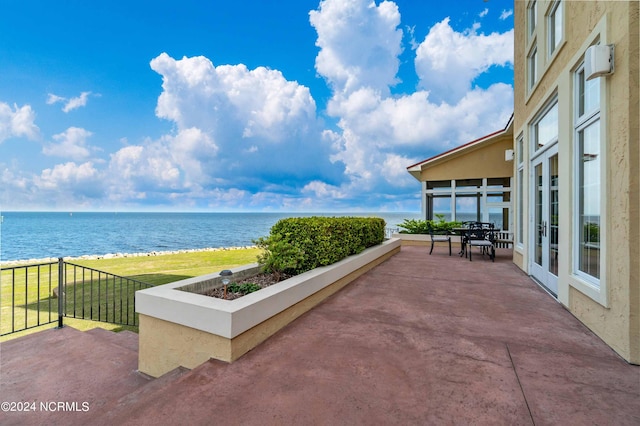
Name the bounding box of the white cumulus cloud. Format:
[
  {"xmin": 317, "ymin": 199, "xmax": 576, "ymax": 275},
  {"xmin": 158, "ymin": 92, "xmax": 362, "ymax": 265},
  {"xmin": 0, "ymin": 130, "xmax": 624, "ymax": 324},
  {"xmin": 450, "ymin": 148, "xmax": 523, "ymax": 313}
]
[
  {"xmin": 32, "ymin": 161, "xmax": 104, "ymax": 207},
  {"xmin": 108, "ymin": 143, "xmax": 181, "ymax": 194},
  {"xmin": 305, "ymin": 0, "xmax": 514, "ymax": 208},
  {"xmin": 106, "ymin": 126, "xmax": 219, "ymax": 200},
  {"xmin": 0, "ymin": 102, "xmax": 40, "ymax": 142},
  {"xmin": 47, "ymin": 91, "xmax": 95, "ymax": 112},
  {"xmin": 141, "ymin": 52, "xmax": 343, "ymax": 198},
  {"xmin": 310, "ymin": 0, "xmax": 403, "ymax": 98},
  {"xmin": 302, "ymin": 180, "xmax": 347, "ymax": 199},
  {"xmin": 46, "ymin": 94, "xmax": 66, "ymax": 105},
  {"xmin": 37, "ymin": 161, "xmax": 99, "ymax": 189},
  {"xmin": 415, "ymin": 17, "xmax": 513, "ymax": 104},
  {"xmin": 43, "ymin": 127, "xmax": 93, "ymax": 160},
  {"xmin": 1, "ymin": 1, "xmax": 516, "ymax": 212},
  {"xmin": 500, "ymin": 9, "xmax": 514, "ymax": 20},
  {"xmin": 151, "ymin": 53, "xmax": 317, "ymax": 142}
]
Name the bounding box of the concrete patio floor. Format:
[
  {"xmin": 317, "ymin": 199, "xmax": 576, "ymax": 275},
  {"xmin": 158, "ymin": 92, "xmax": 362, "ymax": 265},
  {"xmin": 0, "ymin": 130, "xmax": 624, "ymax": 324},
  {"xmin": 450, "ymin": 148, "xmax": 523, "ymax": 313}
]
[{"xmin": 1, "ymin": 245, "xmax": 639, "ymax": 425}]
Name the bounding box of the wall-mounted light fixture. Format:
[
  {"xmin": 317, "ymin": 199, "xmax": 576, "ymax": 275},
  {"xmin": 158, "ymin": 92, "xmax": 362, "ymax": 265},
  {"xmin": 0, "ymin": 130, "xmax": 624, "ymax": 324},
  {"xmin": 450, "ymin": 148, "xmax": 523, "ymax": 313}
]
[
  {"xmin": 585, "ymin": 44, "xmax": 614, "ymax": 80},
  {"xmin": 505, "ymin": 149, "xmax": 514, "ymax": 161}
]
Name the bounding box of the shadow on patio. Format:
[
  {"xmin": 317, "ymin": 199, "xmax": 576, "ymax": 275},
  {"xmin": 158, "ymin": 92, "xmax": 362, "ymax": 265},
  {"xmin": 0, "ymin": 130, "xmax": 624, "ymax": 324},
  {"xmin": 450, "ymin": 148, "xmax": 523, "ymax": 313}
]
[{"xmin": 1, "ymin": 245, "xmax": 638, "ymax": 425}]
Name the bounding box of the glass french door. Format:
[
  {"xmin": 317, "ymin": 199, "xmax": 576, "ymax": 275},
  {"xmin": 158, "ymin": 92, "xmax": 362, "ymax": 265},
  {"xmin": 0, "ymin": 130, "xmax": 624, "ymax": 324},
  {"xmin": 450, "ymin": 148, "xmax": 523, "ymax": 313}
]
[{"xmin": 530, "ymin": 145, "xmax": 559, "ymax": 295}]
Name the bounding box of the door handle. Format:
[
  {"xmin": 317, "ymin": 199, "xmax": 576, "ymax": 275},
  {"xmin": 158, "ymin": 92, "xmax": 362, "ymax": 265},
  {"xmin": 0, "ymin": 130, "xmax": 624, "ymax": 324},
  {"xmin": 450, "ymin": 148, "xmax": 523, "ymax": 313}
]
[{"xmin": 539, "ymin": 221, "xmax": 547, "ymax": 237}]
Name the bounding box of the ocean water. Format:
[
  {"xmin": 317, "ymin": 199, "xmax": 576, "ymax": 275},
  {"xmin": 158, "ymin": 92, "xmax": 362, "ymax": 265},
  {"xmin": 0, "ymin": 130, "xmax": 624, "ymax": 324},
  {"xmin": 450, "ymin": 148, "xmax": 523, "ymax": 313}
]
[{"xmin": 0, "ymin": 211, "xmax": 421, "ymax": 262}]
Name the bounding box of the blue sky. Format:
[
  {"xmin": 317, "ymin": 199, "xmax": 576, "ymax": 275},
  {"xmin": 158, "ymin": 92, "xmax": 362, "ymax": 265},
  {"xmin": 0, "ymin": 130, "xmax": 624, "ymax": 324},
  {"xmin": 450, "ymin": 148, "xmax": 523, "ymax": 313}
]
[{"xmin": 0, "ymin": 0, "xmax": 514, "ymax": 212}]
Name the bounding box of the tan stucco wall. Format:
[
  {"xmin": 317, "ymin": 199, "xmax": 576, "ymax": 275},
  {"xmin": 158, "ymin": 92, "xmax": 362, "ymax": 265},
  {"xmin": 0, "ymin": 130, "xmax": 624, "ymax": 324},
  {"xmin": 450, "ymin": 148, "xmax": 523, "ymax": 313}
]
[
  {"xmin": 567, "ymin": 0, "xmax": 640, "ymax": 365},
  {"xmin": 514, "ymin": 0, "xmax": 639, "ymax": 364},
  {"xmin": 513, "ymin": 1, "xmax": 526, "ymax": 132},
  {"xmin": 139, "ymin": 246, "xmax": 400, "ymax": 377},
  {"xmin": 420, "ymin": 135, "xmax": 514, "ymax": 182},
  {"xmin": 512, "ymin": 249, "xmax": 525, "ymax": 271},
  {"xmin": 139, "ymin": 314, "xmax": 231, "ymax": 377},
  {"xmin": 629, "ymin": 0, "xmax": 640, "ymax": 365}
]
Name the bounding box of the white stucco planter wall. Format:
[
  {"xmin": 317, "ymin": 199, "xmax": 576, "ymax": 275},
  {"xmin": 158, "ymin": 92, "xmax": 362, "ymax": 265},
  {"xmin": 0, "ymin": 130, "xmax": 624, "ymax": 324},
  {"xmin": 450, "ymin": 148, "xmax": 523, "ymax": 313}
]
[
  {"xmin": 136, "ymin": 238, "xmax": 401, "ymax": 375},
  {"xmin": 137, "ymin": 238, "xmax": 400, "ymax": 338}
]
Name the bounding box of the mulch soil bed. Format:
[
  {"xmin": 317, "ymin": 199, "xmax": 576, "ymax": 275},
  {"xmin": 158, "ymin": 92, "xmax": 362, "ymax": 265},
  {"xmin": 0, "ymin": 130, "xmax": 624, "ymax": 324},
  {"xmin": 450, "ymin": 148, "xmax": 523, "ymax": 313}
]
[{"xmin": 203, "ymin": 272, "xmax": 294, "ymax": 300}]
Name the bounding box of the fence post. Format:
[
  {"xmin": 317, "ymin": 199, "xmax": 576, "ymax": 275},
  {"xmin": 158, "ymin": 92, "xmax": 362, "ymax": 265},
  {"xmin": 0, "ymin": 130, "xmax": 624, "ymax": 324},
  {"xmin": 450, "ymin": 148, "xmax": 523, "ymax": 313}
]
[{"xmin": 57, "ymin": 257, "xmax": 64, "ymax": 329}]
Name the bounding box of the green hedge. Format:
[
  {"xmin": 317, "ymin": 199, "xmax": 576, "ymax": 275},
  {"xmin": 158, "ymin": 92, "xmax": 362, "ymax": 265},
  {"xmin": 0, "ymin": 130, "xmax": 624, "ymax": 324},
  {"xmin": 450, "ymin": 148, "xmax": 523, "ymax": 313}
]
[
  {"xmin": 254, "ymin": 216, "xmax": 385, "ymax": 280},
  {"xmin": 397, "ymin": 215, "xmax": 462, "ymax": 235}
]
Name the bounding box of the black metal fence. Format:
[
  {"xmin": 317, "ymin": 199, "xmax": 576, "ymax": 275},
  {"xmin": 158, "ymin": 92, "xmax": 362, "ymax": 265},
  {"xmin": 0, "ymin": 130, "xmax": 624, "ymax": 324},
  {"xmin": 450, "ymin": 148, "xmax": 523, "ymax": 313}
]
[
  {"xmin": 0, "ymin": 260, "xmax": 58, "ymax": 336},
  {"xmin": 62, "ymin": 261, "xmax": 153, "ymax": 326},
  {"xmin": 1, "ymin": 258, "xmax": 153, "ymax": 336}
]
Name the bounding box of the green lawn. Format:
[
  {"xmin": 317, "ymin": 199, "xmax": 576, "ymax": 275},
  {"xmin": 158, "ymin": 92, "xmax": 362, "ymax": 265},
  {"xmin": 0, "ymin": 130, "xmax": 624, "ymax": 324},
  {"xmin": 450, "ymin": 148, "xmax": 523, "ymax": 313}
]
[
  {"xmin": 69, "ymin": 248, "xmax": 261, "ymax": 285},
  {"xmin": 0, "ymin": 248, "xmax": 262, "ymax": 341}
]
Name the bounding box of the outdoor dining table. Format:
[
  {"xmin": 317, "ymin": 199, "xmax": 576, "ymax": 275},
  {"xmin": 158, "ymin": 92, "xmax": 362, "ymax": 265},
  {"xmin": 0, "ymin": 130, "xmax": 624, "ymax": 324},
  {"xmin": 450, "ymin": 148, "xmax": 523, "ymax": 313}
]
[
  {"xmin": 452, "ymin": 227, "xmax": 470, "ymax": 256},
  {"xmin": 452, "ymin": 225, "xmax": 501, "ymax": 257}
]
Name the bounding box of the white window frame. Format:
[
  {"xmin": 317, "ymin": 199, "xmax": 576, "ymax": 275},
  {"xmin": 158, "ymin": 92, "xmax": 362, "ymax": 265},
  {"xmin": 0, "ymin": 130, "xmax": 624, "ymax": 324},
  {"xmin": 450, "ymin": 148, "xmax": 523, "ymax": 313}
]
[
  {"xmin": 573, "ymin": 61, "xmax": 603, "ymax": 290},
  {"xmin": 516, "ymin": 134, "xmax": 525, "ymax": 247},
  {"xmin": 528, "ymin": 45, "xmax": 538, "ymax": 90},
  {"xmin": 547, "ymin": 0, "xmax": 564, "ymax": 57},
  {"xmin": 531, "ymin": 99, "xmax": 558, "ymax": 157},
  {"xmin": 528, "ymin": 0, "xmax": 538, "ymax": 38},
  {"xmin": 424, "ymin": 178, "xmax": 511, "ymax": 228}
]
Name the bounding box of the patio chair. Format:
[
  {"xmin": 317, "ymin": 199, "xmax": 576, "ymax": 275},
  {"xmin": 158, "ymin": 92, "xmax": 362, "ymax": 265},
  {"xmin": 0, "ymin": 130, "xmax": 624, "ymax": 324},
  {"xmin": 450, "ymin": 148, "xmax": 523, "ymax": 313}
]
[
  {"xmin": 428, "ymin": 224, "xmax": 451, "ymax": 256},
  {"xmin": 466, "ymin": 222, "xmax": 496, "ymax": 262}
]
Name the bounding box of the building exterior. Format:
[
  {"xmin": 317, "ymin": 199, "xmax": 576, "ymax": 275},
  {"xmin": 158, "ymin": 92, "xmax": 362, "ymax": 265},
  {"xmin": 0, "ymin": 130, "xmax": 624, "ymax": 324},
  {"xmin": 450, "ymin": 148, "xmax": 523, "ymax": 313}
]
[
  {"xmin": 408, "ymin": 1, "xmax": 639, "ymax": 364},
  {"xmin": 514, "ymin": 0, "xmax": 638, "ymax": 364},
  {"xmin": 406, "ymin": 117, "xmax": 514, "ymax": 234}
]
